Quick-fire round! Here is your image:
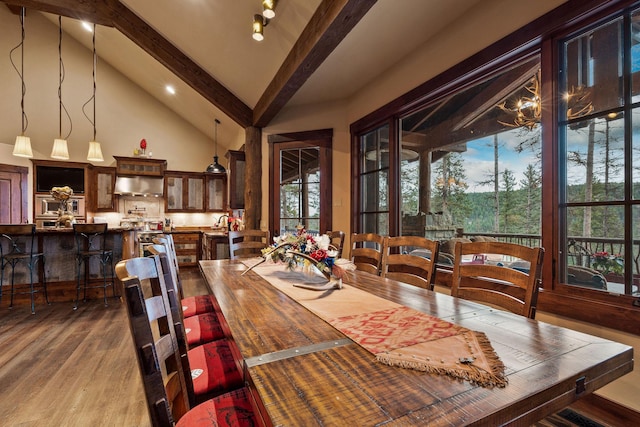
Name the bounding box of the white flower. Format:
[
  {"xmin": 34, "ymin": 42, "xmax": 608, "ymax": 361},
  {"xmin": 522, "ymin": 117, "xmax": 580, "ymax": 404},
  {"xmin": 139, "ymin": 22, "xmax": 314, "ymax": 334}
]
[{"xmin": 316, "ymin": 234, "xmax": 330, "ymax": 250}]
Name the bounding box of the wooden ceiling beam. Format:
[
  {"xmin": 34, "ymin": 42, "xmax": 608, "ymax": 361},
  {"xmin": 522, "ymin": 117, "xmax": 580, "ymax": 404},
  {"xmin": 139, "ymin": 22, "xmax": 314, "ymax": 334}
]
[
  {"xmin": 106, "ymin": 1, "xmax": 253, "ymax": 128},
  {"xmin": 253, "ymin": 0, "xmax": 377, "ymax": 128},
  {"xmin": 0, "ymin": 0, "xmax": 254, "ymax": 128}
]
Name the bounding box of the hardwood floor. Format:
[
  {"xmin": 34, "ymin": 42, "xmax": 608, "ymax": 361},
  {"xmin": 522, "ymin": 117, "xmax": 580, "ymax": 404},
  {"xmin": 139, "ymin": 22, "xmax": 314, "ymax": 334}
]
[
  {"xmin": 0, "ymin": 292, "xmax": 148, "ymax": 426},
  {"xmin": 0, "ymin": 267, "xmax": 631, "ymax": 427}
]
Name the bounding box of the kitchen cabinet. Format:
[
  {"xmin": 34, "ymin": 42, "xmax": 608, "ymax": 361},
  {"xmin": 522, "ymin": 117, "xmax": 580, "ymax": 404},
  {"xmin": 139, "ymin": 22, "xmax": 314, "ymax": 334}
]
[
  {"xmin": 172, "ymin": 232, "xmax": 201, "ymax": 267},
  {"xmin": 114, "ymin": 156, "xmax": 166, "ymax": 177},
  {"xmin": 165, "ymin": 171, "xmax": 205, "ymax": 212},
  {"xmin": 205, "ymin": 173, "xmax": 227, "ymax": 212},
  {"xmin": 92, "ymin": 166, "xmax": 116, "ymax": 212},
  {"xmin": 226, "ymin": 150, "xmax": 245, "ymax": 209},
  {"xmin": 202, "ymin": 232, "xmax": 229, "ymax": 260}
]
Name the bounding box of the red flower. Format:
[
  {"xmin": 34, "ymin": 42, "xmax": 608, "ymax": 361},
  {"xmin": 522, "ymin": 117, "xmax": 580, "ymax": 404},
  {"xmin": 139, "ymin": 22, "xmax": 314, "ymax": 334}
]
[
  {"xmin": 310, "ymin": 249, "xmax": 327, "ymax": 261},
  {"xmin": 140, "ymin": 139, "xmax": 147, "ymax": 149}
]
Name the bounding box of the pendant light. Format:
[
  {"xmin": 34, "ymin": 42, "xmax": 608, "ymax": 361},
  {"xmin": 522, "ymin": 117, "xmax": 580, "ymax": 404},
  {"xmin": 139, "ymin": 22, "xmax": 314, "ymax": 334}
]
[
  {"xmin": 206, "ymin": 118, "xmax": 226, "ymax": 173},
  {"xmin": 12, "ymin": 8, "xmax": 32, "ymax": 158},
  {"xmin": 85, "ymin": 23, "xmax": 104, "ymax": 162},
  {"xmin": 51, "ymin": 16, "xmax": 70, "ymax": 160}
]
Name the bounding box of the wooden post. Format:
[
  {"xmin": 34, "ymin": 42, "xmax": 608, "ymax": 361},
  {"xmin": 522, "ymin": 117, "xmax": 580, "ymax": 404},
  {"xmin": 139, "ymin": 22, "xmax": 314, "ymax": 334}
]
[{"xmin": 244, "ymin": 126, "xmax": 262, "ymax": 230}]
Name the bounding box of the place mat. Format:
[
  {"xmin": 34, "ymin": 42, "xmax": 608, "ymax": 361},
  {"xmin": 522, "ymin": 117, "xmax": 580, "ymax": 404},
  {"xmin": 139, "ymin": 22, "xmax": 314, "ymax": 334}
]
[{"xmin": 246, "ymin": 262, "xmax": 507, "ymax": 388}]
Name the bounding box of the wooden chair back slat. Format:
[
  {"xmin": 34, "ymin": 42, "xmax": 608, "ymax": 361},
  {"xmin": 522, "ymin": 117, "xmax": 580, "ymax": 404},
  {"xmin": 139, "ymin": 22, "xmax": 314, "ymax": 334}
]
[
  {"xmin": 381, "ymin": 236, "xmax": 439, "ymax": 290},
  {"xmin": 116, "ymin": 255, "xmax": 191, "ymax": 426},
  {"xmin": 451, "ymin": 241, "xmax": 544, "ymax": 319},
  {"xmin": 153, "ymin": 235, "xmax": 184, "ymax": 300},
  {"xmin": 326, "ymin": 230, "xmax": 346, "ymax": 258},
  {"xmin": 229, "ymin": 230, "xmax": 270, "ymax": 259},
  {"xmin": 349, "ymin": 233, "xmax": 384, "ymax": 275}
]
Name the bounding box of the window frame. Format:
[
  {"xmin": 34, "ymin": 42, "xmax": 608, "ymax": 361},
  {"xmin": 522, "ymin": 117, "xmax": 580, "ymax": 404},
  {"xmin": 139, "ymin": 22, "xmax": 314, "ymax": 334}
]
[{"xmin": 268, "ymin": 129, "xmax": 333, "ymax": 237}]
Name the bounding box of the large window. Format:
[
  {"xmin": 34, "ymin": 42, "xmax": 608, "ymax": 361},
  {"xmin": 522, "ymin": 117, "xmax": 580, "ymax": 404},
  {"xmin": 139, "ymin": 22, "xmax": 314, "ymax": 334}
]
[
  {"xmin": 357, "ymin": 57, "xmax": 543, "ymax": 245},
  {"xmin": 559, "ymin": 8, "xmax": 640, "ymax": 296}
]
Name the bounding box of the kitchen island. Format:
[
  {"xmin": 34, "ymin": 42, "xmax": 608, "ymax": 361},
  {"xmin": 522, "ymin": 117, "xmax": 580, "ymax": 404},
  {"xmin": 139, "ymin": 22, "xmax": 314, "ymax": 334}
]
[{"xmin": 0, "ymin": 227, "xmax": 135, "ymax": 308}]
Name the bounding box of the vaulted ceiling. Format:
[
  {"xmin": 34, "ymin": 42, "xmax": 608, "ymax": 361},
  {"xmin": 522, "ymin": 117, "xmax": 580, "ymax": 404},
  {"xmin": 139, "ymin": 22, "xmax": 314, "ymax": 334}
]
[{"xmin": 0, "ymin": 0, "xmax": 486, "ymax": 138}]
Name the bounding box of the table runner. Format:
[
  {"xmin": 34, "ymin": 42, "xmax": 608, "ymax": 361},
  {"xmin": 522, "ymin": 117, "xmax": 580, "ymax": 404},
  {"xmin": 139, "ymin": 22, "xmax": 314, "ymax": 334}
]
[{"xmin": 247, "ymin": 261, "xmax": 507, "ymax": 388}]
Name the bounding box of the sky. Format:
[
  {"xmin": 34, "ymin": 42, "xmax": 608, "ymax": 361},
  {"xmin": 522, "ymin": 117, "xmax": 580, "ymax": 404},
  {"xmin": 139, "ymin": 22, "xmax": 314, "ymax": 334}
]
[{"xmin": 450, "ymin": 127, "xmax": 541, "ymax": 193}]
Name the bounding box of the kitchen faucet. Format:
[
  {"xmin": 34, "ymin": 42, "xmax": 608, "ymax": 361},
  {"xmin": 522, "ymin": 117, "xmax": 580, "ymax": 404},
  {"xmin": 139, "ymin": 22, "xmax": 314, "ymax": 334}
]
[{"xmin": 216, "ymin": 214, "xmax": 230, "ymax": 229}]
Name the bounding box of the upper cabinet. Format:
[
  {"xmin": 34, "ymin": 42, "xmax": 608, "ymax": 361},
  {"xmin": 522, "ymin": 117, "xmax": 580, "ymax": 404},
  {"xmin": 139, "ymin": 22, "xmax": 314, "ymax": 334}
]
[
  {"xmin": 205, "ymin": 173, "xmax": 227, "ymax": 212},
  {"xmin": 114, "ymin": 156, "xmax": 166, "ymax": 177},
  {"xmin": 165, "ymin": 171, "xmax": 205, "ymax": 212},
  {"xmin": 226, "ymin": 150, "xmax": 245, "ymax": 209},
  {"xmin": 92, "ymin": 166, "xmax": 117, "ymax": 212}
]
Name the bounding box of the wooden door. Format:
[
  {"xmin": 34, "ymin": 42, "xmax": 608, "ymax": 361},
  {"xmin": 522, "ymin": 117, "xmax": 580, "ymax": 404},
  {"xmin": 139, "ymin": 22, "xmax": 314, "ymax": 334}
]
[{"xmin": 0, "ymin": 164, "xmax": 28, "ymax": 224}]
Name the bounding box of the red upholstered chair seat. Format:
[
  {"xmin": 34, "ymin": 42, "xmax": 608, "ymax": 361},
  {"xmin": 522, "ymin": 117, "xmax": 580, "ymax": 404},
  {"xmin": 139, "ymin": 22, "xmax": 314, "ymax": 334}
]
[
  {"xmin": 176, "ymin": 387, "xmax": 257, "ymax": 427},
  {"xmin": 184, "ymin": 312, "xmax": 225, "ymax": 346},
  {"xmin": 182, "ymin": 294, "xmax": 217, "ymax": 318},
  {"xmin": 189, "ymin": 340, "xmax": 243, "ymax": 397}
]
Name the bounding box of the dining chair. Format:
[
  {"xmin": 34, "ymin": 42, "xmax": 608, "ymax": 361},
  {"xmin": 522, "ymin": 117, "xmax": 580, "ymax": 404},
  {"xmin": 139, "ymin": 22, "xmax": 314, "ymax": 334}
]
[
  {"xmin": 451, "ymin": 240, "xmax": 544, "ymax": 319},
  {"xmin": 153, "ymin": 235, "xmax": 218, "ymax": 318},
  {"xmin": 0, "ymin": 224, "xmax": 48, "ymax": 314},
  {"xmin": 73, "ymin": 223, "xmax": 115, "ymax": 309},
  {"xmin": 116, "ymin": 255, "xmax": 244, "ymax": 405},
  {"xmin": 148, "ymin": 244, "xmax": 225, "ymax": 347},
  {"xmin": 381, "ymin": 235, "xmax": 439, "ymax": 290},
  {"xmin": 116, "ymin": 255, "xmax": 258, "ymax": 427},
  {"xmin": 349, "ymin": 233, "xmax": 385, "ymax": 275},
  {"xmin": 228, "ymin": 229, "xmax": 270, "ymax": 260},
  {"xmin": 326, "ymin": 230, "xmax": 346, "ymax": 258}
]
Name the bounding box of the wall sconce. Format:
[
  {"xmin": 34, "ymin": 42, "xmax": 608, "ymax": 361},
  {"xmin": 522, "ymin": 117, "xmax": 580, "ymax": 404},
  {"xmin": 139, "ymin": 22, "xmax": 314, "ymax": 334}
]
[
  {"xmin": 262, "ymin": 0, "xmax": 277, "ymax": 19},
  {"xmin": 253, "ymin": 14, "xmax": 269, "ymax": 41},
  {"xmin": 12, "ymin": 8, "xmax": 33, "ymax": 158}
]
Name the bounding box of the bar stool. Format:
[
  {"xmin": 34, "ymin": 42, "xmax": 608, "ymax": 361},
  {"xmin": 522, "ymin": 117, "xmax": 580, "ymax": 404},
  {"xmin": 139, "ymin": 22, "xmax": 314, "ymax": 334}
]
[
  {"xmin": 0, "ymin": 224, "xmax": 48, "ymax": 314},
  {"xmin": 73, "ymin": 223, "xmax": 115, "ymax": 309}
]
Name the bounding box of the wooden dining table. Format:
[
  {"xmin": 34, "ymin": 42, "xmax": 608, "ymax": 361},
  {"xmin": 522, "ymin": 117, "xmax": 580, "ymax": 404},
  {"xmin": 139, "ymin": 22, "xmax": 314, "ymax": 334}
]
[{"xmin": 199, "ymin": 259, "xmax": 633, "ymax": 426}]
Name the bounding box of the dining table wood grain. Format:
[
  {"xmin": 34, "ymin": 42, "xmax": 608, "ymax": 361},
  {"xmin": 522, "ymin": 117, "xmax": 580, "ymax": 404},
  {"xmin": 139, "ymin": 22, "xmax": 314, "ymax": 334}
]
[{"xmin": 199, "ymin": 259, "xmax": 633, "ymax": 426}]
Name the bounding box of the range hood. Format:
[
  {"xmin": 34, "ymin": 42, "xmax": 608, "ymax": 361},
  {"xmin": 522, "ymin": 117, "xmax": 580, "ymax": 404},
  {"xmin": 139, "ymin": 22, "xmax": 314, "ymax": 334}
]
[{"xmin": 114, "ymin": 176, "xmax": 164, "ymax": 197}]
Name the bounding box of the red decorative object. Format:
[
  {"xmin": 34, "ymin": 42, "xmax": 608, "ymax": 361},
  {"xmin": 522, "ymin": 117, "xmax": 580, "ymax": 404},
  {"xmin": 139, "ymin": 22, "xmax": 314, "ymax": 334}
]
[{"xmin": 140, "ymin": 139, "xmax": 147, "ymax": 150}]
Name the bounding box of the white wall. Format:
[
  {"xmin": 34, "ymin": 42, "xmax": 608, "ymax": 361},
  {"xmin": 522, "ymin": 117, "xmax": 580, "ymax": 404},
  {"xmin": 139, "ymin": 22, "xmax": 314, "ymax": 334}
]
[{"xmin": 0, "ymin": 8, "xmax": 219, "ymax": 173}]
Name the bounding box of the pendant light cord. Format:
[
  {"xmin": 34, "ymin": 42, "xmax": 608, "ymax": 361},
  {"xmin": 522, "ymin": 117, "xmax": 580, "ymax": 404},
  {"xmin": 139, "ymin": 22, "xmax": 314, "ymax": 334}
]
[
  {"xmin": 214, "ymin": 118, "xmax": 220, "ymax": 156},
  {"xmin": 9, "ymin": 8, "xmax": 28, "ymax": 135},
  {"xmin": 81, "ymin": 24, "xmax": 97, "ymax": 141},
  {"xmin": 58, "ymin": 16, "xmax": 72, "ymax": 140}
]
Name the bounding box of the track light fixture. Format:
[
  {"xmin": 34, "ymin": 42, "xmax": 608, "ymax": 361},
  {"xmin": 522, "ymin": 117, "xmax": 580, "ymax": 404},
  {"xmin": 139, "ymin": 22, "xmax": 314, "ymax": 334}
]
[
  {"xmin": 262, "ymin": 0, "xmax": 277, "ymax": 19},
  {"xmin": 252, "ymin": 14, "xmax": 269, "ymax": 41}
]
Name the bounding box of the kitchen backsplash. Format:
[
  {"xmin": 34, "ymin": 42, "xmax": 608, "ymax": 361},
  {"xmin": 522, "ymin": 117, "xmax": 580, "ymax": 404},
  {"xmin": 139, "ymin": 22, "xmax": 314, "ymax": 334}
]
[{"xmin": 86, "ymin": 195, "xmax": 235, "ymax": 229}]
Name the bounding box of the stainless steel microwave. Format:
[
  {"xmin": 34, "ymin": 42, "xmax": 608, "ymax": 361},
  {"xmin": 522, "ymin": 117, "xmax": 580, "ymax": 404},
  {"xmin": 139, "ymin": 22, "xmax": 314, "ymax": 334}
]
[{"xmin": 35, "ymin": 195, "xmax": 85, "ymax": 218}]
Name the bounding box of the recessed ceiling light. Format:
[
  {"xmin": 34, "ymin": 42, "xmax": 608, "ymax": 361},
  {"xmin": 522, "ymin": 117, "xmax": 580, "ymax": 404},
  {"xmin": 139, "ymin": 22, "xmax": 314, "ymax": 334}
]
[
  {"xmin": 81, "ymin": 21, "xmax": 93, "ymax": 32},
  {"xmin": 166, "ymin": 85, "xmax": 176, "ymax": 95}
]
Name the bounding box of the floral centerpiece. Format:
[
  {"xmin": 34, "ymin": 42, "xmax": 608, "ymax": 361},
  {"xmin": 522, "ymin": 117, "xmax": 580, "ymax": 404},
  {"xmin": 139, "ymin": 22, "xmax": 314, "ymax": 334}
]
[
  {"xmin": 50, "ymin": 185, "xmax": 75, "ymax": 227},
  {"xmin": 591, "ymin": 251, "xmax": 624, "ymax": 276},
  {"xmin": 245, "ymin": 226, "xmax": 355, "ymax": 290}
]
